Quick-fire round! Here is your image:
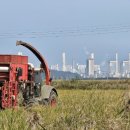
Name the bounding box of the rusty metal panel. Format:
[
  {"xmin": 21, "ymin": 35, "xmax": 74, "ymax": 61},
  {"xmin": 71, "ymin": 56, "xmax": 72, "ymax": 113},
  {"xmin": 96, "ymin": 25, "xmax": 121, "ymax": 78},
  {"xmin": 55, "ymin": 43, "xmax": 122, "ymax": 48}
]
[
  {"xmin": 0, "ymin": 55, "xmax": 28, "ymax": 64},
  {"xmin": 9, "ymin": 63, "xmax": 28, "ymax": 81}
]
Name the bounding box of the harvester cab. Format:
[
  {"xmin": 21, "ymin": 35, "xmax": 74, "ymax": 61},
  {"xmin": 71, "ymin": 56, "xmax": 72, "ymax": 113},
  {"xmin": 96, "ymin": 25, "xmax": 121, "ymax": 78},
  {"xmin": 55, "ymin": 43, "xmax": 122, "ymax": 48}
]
[{"xmin": 0, "ymin": 41, "xmax": 58, "ymax": 109}]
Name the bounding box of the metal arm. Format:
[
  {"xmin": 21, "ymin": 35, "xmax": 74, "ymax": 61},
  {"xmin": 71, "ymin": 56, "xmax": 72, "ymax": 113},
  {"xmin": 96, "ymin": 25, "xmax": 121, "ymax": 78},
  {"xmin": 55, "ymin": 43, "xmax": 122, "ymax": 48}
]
[{"xmin": 16, "ymin": 41, "xmax": 50, "ymax": 85}]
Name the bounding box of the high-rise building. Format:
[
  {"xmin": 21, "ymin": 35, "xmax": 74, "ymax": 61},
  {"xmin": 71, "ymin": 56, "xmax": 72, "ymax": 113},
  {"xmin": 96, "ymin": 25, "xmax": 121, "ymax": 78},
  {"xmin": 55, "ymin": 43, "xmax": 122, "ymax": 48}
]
[
  {"xmin": 122, "ymin": 61, "xmax": 129, "ymax": 77},
  {"xmin": 115, "ymin": 53, "xmax": 119, "ymax": 76},
  {"xmin": 109, "ymin": 61, "xmax": 116, "ymax": 77},
  {"xmin": 72, "ymin": 60, "xmax": 75, "ymax": 73},
  {"xmin": 109, "ymin": 53, "xmax": 120, "ymax": 78},
  {"xmin": 122, "ymin": 53, "xmax": 130, "ymax": 78},
  {"xmin": 87, "ymin": 53, "xmax": 95, "ymax": 77},
  {"xmin": 62, "ymin": 52, "xmax": 66, "ymax": 71},
  {"xmin": 86, "ymin": 53, "xmax": 101, "ymax": 78}
]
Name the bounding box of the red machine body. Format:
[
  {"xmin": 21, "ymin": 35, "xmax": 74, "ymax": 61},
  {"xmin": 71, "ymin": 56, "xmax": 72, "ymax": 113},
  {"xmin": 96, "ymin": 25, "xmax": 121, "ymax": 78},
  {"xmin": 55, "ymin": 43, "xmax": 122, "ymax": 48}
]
[
  {"xmin": 0, "ymin": 41, "xmax": 58, "ymax": 109},
  {"xmin": 0, "ymin": 55, "xmax": 28, "ymax": 108}
]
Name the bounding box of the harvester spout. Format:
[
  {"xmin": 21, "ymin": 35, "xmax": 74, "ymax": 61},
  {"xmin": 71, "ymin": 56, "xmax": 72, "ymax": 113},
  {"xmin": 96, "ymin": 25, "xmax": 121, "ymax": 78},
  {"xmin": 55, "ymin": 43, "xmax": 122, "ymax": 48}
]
[{"xmin": 16, "ymin": 41, "xmax": 50, "ymax": 85}]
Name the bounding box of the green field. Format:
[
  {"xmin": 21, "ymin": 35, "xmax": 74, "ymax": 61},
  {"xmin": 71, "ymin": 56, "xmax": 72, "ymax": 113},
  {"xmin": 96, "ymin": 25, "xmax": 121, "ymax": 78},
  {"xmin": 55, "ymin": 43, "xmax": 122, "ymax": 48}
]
[{"xmin": 0, "ymin": 88, "xmax": 130, "ymax": 130}]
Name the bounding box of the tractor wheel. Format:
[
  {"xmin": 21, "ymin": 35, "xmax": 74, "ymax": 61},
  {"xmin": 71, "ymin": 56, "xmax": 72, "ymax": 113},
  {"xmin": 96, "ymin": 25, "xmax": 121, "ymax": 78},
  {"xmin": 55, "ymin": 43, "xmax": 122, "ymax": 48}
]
[{"xmin": 49, "ymin": 90, "xmax": 58, "ymax": 107}]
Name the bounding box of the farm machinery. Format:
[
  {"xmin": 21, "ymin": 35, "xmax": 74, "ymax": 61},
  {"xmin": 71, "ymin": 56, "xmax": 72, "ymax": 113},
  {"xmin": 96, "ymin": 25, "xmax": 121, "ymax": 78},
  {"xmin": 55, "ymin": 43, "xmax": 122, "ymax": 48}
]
[{"xmin": 0, "ymin": 41, "xmax": 58, "ymax": 109}]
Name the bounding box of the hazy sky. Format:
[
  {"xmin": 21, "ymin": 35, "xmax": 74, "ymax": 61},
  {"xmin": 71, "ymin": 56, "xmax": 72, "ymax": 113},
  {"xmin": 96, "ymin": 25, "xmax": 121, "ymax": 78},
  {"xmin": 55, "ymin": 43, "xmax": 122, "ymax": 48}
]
[{"xmin": 0, "ymin": 0, "xmax": 130, "ymax": 68}]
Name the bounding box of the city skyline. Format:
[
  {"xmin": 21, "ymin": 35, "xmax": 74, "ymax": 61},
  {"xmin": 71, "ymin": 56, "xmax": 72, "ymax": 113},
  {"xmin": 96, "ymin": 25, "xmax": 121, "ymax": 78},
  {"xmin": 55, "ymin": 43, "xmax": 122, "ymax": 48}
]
[
  {"xmin": 50, "ymin": 51, "xmax": 130, "ymax": 68},
  {"xmin": 50, "ymin": 52, "xmax": 130, "ymax": 78}
]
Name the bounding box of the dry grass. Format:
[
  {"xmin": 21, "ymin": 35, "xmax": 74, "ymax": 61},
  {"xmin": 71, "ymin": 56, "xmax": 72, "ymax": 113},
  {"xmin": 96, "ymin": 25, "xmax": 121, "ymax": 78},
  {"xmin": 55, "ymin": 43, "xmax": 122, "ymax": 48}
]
[
  {"xmin": 52, "ymin": 80, "xmax": 130, "ymax": 90},
  {"xmin": 0, "ymin": 89, "xmax": 130, "ymax": 130}
]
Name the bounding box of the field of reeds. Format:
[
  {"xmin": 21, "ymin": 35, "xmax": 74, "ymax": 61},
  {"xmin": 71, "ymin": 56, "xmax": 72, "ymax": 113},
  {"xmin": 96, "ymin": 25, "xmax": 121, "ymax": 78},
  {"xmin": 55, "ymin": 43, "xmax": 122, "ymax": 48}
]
[
  {"xmin": 52, "ymin": 79, "xmax": 130, "ymax": 90},
  {"xmin": 0, "ymin": 80, "xmax": 130, "ymax": 130}
]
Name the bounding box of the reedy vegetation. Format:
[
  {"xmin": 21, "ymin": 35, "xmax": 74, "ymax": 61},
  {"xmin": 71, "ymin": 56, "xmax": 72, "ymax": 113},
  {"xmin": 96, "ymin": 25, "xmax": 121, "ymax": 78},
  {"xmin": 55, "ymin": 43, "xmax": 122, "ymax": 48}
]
[
  {"xmin": 0, "ymin": 80, "xmax": 130, "ymax": 130},
  {"xmin": 52, "ymin": 80, "xmax": 130, "ymax": 90}
]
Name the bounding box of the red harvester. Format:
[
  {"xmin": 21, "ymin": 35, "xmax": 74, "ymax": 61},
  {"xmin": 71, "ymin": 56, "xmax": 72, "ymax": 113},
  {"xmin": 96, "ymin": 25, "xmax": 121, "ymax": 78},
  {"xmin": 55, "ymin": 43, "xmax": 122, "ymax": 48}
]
[{"xmin": 0, "ymin": 41, "xmax": 58, "ymax": 109}]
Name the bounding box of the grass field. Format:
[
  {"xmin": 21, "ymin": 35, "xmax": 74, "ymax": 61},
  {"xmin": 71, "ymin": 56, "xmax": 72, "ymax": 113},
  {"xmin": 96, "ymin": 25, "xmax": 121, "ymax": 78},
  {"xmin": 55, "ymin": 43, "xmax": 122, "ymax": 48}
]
[
  {"xmin": 52, "ymin": 80, "xmax": 130, "ymax": 90},
  {"xmin": 0, "ymin": 88, "xmax": 130, "ymax": 130}
]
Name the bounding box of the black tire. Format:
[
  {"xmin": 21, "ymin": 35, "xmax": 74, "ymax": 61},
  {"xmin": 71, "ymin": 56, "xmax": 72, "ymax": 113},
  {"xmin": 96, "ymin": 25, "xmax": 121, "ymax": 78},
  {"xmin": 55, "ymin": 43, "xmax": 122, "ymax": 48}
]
[{"xmin": 49, "ymin": 90, "xmax": 58, "ymax": 107}]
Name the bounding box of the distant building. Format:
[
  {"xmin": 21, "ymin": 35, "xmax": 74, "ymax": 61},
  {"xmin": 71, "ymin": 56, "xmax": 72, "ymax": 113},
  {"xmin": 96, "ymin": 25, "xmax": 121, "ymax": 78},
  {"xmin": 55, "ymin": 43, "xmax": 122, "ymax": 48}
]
[
  {"xmin": 66, "ymin": 65, "xmax": 73, "ymax": 72},
  {"xmin": 122, "ymin": 53, "xmax": 130, "ymax": 78},
  {"xmin": 109, "ymin": 53, "xmax": 120, "ymax": 78},
  {"xmin": 62, "ymin": 52, "xmax": 66, "ymax": 71},
  {"xmin": 94, "ymin": 65, "xmax": 101, "ymax": 78},
  {"xmin": 51, "ymin": 64, "xmax": 59, "ymax": 71},
  {"xmin": 86, "ymin": 53, "xmax": 101, "ymax": 78},
  {"xmin": 75, "ymin": 64, "xmax": 86, "ymax": 78},
  {"xmin": 109, "ymin": 61, "xmax": 116, "ymax": 77},
  {"xmin": 87, "ymin": 53, "xmax": 95, "ymax": 77},
  {"xmin": 115, "ymin": 53, "xmax": 120, "ymax": 77},
  {"xmin": 122, "ymin": 61, "xmax": 129, "ymax": 77}
]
